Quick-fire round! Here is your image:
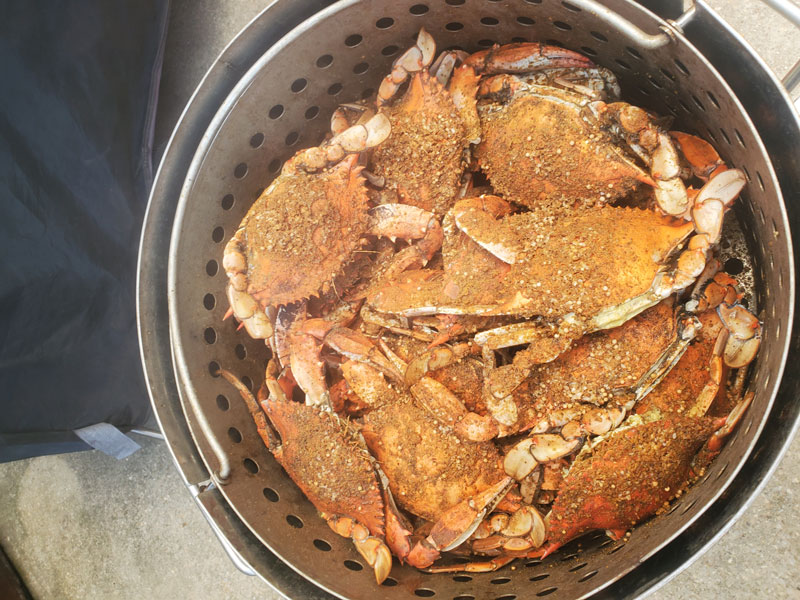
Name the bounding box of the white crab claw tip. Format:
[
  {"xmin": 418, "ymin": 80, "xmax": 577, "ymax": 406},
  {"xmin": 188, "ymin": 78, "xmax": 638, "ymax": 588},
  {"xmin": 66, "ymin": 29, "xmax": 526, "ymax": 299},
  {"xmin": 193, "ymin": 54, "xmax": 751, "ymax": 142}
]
[
  {"xmin": 697, "ymin": 168, "xmax": 746, "ymax": 207},
  {"xmin": 417, "ymin": 28, "xmax": 436, "ymax": 67},
  {"xmin": 364, "ymin": 113, "xmax": 391, "ymax": 147},
  {"xmin": 396, "ymin": 46, "xmax": 425, "ymax": 74}
]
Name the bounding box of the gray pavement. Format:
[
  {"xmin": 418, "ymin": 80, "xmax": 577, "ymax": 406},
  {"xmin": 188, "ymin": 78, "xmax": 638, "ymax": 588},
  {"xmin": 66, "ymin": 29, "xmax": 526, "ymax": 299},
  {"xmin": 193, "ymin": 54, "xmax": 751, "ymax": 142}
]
[{"xmin": 2, "ymin": 1, "xmax": 800, "ymax": 599}]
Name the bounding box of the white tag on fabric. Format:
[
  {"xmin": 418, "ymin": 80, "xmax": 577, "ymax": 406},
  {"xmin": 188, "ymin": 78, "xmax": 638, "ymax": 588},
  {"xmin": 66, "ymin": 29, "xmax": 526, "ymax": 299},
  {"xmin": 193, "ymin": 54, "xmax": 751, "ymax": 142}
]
[{"xmin": 73, "ymin": 422, "xmax": 141, "ymax": 459}]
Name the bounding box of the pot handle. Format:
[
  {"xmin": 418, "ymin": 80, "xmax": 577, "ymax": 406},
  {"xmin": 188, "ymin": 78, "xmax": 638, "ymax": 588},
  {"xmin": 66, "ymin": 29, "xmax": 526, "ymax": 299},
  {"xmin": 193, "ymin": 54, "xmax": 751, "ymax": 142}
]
[{"xmin": 755, "ymin": 0, "xmax": 800, "ymax": 94}]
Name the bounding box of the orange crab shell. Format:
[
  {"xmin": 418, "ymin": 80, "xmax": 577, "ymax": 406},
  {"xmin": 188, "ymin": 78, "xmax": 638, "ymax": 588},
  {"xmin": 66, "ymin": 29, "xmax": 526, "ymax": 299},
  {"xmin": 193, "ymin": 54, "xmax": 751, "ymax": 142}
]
[
  {"xmin": 507, "ymin": 299, "xmax": 678, "ymax": 435},
  {"xmin": 474, "ymin": 82, "xmax": 651, "ymax": 211},
  {"xmin": 241, "ymin": 154, "xmax": 371, "ymax": 307},
  {"xmin": 360, "ymin": 396, "xmax": 506, "ymax": 523},
  {"xmin": 370, "ymin": 70, "xmax": 470, "ymax": 217},
  {"xmin": 543, "ymin": 415, "xmax": 717, "ymax": 552},
  {"xmin": 265, "ymin": 397, "xmax": 386, "ymax": 539}
]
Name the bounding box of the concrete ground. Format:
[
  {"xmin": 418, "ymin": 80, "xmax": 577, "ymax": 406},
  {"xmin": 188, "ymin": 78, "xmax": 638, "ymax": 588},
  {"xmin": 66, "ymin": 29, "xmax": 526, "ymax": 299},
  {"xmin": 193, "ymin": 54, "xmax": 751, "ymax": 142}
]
[{"xmin": 3, "ymin": 1, "xmax": 800, "ymax": 599}]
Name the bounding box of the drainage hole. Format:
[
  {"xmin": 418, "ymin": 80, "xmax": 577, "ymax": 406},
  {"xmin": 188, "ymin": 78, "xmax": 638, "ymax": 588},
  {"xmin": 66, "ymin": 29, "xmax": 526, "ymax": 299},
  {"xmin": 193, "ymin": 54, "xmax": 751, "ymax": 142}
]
[
  {"xmin": 719, "ymin": 128, "xmax": 731, "ymax": 145},
  {"xmin": 382, "ymin": 44, "xmax": 400, "ymax": 56},
  {"xmin": 228, "ymin": 427, "xmax": 242, "ymax": 443},
  {"xmin": 414, "ymin": 589, "xmax": 435, "ymax": 597},
  {"xmin": 328, "ymin": 82, "xmax": 343, "ymax": 95},
  {"xmin": 590, "ymin": 30, "xmax": 608, "ymax": 42},
  {"xmin": 536, "ymin": 588, "xmax": 558, "ymax": 597},
  {"xmin": 203, "ymin": 293, "xmax": 216, "ymax": 310},
  {"xmin": 691, "ymin": 94, "xmax": 705, "ymax": 111},
  {"xmin": 344, "ymin": 559, "xmax": 363, "ymax": 571},
  {"xmin": 344, "ymin": 34, "xmax": 363, "ymax": 47},
  {"xmin": 724, "ymin": 257, "xmax": 744, "ymax": 275},
  {"xmin": 569, "ymin": 562, "xmax": 588, "ymax": 572},
  {"xmin": 285, "ymin": 132, "xmax": 299, "ymax": 146},
  {"xmin": 681, "ymin": 499, "xmax": 697, "ymax": 514},
  {"xmin": 491, "ymin": 577, "xmax": 511, "ymax": 585},
  {"xmin": 290, "ymin": 78, "xmax": 307, "ymax": 93},
  {"xmin": 625, "ymin": 46, "xmax": 643, "ymax": 59},
  {"xmin": 756, "ymin": 171, "xmax": 765, "ymax": 190},
  {"xmin": 734, "ymin": 129, "xmax": 746, "ymax": 146},
  {"xmin": 609, "ymin": 543, "xmax": 625, "ymax": 554},
  {"xmin": 674, "ymin": 58, "xmax": 690, "ymax": 76},
  {"xmin": 243, "ymin": 458, "xmax": 259, "ymax": 474},
  {"xmin": 496, "ymin": 595, "xmax": 517, "ymax": 600},
  {"xmin": 305, "ymin": 105, "xmax": 320, "ymax": 120},
  {"xmin": 268, "ymin": 104, "xmax": 284, "ymax": 119},
  {"xmin": 454, "ymin": 596, "xmax": 475, "ymax": 600},
  {"xmin": 263, "ymin": 487, "xmax": 279, "ymax": 502},
  {"xmin": 562, "ymin": 1, "xmax": 581, "ymax": 11},
  {"xmin": 523, "ymin": 0, "xmax": 543, "ymax": 3},
  {"xmin": 716, "ymin": 462, "xmax": 729, "ymax": 480},
  {"xmin": 203, "ymin": 327, "xmax": 217, "ymax": 344},
  {"xmin": 376, "ymin": 16, "xmax": 395, "ymax": 28},
  {"xmin": 353, "ymin": 62, "xmax": 369, "ymax": 75},
  {"xmin": 248, "ymin": 133, "xmax": 265, "ymax": 149},
  {"xmin": 615, "ymin": 58, "xmax": 631, "ymax": 70},
  {"xmin": 478, "ymin": 39, "xmax": 497, "ymax": 47},
  {"xmin": 316, "ymin": 54, "xmax": 333, "ymax": 68},
  {"xmin": 511, "ymin": 36, "xmax": 528, "ymax": 43},
  {"xmin": 648, "ymin": 75, "xmax": 663, "ymax": 89},
  {"xmin": 216, "ymin": 394, "xmax": 229, "ymax": 411},
  {"xmin": 313, "ymin": 538, "xmax": 332, "ymax": 551},
  {"xmin": 205, "ymin": 260, "xmax": 218, "ymax": 276},
  {"xmin": 481, "ymin": 16, "xmax": 500, "ymax": 26},
  {"xmin": 241, "ymin": 375, "xmax": 253, "ymax": 390},
  {"xmin": 285, "ymin": 514, "xmax": 303, "ymax": 528},
  {"xmin": 234, "ymin": 343, "xmax": 247, "ymax": 360},
  {"xmin": 553, "ymin": 21, "xmax": 572, "ymax": 31},
  {"xmin": 234, "ymin": 163, "xmax": 247, "ymax": 178},
  {"xmin": 525, "ymin": 559, "xmax": 542, "ymax": 567},
  {"xmin": 410, "ymin": 4, "xmax": 429, "ymax": 15},
  {"xmin": 529, "ymin": 573, "xmax": 549, "ymax": 581},
  {"xmin": 517, "ymin": 16, "xmax": 535, "ymax": 26},
  {"xmin": 268, "ymin": 158, "xmax": 282, "ymax": 174},
  {"xmin": 453, "ymin": 575, "xmax": 472, "ymax": 582},
  {"xmin": 221, "ymin": 193, "xmax": 234, "ymax": 210},
  {"xmin": 579, "ymin": 570, "xmax": 598, "ymax": 582},
  {"xmin": 382, "ymin": 577, "xmax": 398, "ymax": 587},
  {"xmin": 211, "ymin": 226, "xmax": 224, "ymax": 243},
  {"xmin": 446, "ymin": 0, "xmax": 465, "ymax": 4},
  {"xmin": 446, "ymin": 21, "xmax": 464, "ymax": 31},
  {"xmin": 580, "ymin": 46, "xmax": 597, "ymax": 56}
]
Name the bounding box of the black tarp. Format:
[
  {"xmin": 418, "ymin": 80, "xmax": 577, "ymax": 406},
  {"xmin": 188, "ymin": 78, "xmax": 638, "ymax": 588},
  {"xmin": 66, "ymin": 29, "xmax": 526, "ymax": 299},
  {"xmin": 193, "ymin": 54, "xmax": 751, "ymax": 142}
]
[{"xmin": 0, "ymin": 1, "xmax": 169, "ymax": 458}]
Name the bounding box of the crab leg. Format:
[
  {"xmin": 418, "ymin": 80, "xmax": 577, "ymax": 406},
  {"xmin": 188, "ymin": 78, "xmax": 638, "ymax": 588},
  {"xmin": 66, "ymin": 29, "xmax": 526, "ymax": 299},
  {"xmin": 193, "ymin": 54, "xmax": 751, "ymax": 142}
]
[
  {"xmin": 464, "ymin": 43, "xmax": 595, "ymax": 74},
  {"xmin": 377, "ymin": 28, "xmax": 436, "ymax": 106}
]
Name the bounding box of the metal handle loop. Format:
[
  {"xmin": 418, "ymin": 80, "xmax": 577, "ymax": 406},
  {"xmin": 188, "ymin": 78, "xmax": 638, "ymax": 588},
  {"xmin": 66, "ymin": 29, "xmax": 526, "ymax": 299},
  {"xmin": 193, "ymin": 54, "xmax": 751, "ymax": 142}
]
[
  {"xmin": 756, "ymin": 0, "xmax": 800, "ymax": 93},
  {"xmin": 558, "ymin": 0, "xmax": 683, "ymax": 49}
]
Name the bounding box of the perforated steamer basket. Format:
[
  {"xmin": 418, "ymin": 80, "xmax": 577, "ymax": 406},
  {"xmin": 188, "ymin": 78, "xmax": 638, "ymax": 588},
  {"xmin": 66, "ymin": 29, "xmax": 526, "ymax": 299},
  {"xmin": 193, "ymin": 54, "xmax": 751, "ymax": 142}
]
[{"xmin": 145, "ymin": 0, "xmax": 799, "ymax": 598}]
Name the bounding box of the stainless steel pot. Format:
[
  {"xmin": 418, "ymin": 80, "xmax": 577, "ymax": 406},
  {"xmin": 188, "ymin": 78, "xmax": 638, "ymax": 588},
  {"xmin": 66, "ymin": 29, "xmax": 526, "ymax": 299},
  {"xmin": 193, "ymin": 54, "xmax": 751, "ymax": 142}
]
[{"xmin": 138, "ymin": 1, "xmax": 800, "ymax": 598}]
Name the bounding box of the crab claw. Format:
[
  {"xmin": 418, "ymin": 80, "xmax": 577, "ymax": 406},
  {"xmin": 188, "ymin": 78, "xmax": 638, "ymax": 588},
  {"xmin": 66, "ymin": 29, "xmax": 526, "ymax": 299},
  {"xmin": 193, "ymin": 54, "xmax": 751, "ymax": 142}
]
[
  {"xmin": 717, "ymin": 303, "xmax": 762, "ymax": 368},
  {"xmin": 352, "ymin": 530, "xmax": 394, "ymax": 584},
  {"xmin": 378, "ymin": 28, "xmax": 436, "ymax": 105}
]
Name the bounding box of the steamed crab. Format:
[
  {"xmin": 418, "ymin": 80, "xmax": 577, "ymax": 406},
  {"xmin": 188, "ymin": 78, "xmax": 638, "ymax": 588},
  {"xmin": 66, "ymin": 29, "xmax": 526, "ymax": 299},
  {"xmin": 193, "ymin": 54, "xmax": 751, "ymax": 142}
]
[
  {"xmin": 367, "ymin": 176, "xmax": 744, "ymax": 428},
  {"xmin": 222, "ymin": 114, "xmax": 444, "ymax": 340}
]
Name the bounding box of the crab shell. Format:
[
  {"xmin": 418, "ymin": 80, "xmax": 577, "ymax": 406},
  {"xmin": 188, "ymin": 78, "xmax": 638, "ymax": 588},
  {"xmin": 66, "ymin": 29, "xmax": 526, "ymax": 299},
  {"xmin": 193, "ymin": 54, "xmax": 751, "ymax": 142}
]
[
  {"xmin": 474, "ymin": 82, "xmax": 650, "ymax": 212},
  {"xmin": 543, "ymin": 414, "xmax": 718, "ymax": 552},
  {"xmin": 224, "ymin": 154, "xmax": 371, "ymax": 336},
  {"xmin": 369, "ymin": 200, "xmax": 695, "ymax": 329},
  {"xmin": 265, "ymin": 396, "xmax": 387, "ymax": 538},
  {"xmin": 370, "ymin": 69, "xmax": 471, "ymax": 217},
  {"xmin": 505, "ymin": 299, "xmax": 678, "ymax": 436}
]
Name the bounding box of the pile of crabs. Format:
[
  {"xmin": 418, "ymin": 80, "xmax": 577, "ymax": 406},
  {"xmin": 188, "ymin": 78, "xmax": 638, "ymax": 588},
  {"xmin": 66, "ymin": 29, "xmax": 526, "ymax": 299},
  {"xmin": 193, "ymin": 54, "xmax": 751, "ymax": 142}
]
[{"xmin": 220, "ymin": 30, "xmax": 762, "ymax": 583}]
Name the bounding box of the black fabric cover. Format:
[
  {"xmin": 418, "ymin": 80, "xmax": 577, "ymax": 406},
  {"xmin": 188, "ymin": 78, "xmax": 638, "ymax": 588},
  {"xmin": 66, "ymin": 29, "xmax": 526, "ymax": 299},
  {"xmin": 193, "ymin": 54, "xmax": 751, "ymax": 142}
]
[{"xmin": 0, "ymin": 1, "xmax": 169, "ymax": 440}]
